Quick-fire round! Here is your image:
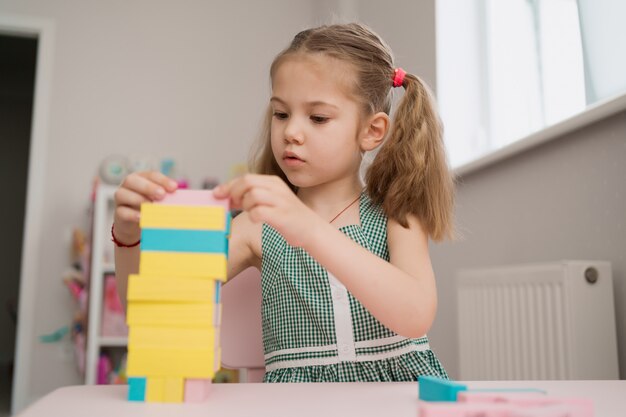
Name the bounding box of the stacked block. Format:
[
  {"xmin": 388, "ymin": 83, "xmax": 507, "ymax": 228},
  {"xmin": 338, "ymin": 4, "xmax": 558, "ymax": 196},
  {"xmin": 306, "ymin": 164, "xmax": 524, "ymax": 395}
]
[
  {"xmin": 418, "ymin": 376, "xmax": 468, "ymax": 401},
  {"xmin": 418, "ymin": 377, "xmax": 593, "ymax": 416},
  {"xmin": 126, "ymin": 190, "xmax": 230, "ymax": 403}
]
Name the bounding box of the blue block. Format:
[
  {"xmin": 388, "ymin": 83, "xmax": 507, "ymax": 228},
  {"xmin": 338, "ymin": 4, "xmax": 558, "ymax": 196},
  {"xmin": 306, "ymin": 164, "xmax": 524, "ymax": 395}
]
[
  {"xmin": 140, "ymin": 229, "xmax": 228, "ymax": 253},
  {"xmin": 215, "ymin": 281, "xmax": 221, "ymax": 303},
  {"xmin": 418, "ymin": 376, "xmax": 467, "ymax": 402},
  {"xmin": 226, "ymin": 211, "xmax": 232, "ymax": 236},
  {"xmin": 128, "ymin": 377, "xmax": 146, "ymax": 402}
]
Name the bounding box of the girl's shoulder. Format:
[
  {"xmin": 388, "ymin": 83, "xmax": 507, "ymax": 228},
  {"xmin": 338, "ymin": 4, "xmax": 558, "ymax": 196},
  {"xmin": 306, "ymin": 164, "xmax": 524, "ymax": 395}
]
[{"xmin": 358, "ymin": 191, "xmax": 388, "ymax": 234}]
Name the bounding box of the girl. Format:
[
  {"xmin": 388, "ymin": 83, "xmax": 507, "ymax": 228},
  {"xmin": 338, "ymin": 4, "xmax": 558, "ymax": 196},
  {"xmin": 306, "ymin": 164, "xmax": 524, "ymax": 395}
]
[{"xmin": 113, "ymin": 23, "xmax": 455, "ymax": 382}]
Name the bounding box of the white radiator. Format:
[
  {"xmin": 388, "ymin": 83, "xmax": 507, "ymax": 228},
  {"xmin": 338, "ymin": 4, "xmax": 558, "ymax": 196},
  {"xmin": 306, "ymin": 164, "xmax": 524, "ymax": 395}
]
[{"xmin": 457, "ymin": 260, "xmax": 619, "ymax": 380}]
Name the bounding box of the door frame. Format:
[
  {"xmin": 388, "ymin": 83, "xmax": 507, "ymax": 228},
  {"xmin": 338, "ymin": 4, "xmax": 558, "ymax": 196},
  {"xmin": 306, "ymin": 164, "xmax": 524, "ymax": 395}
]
[{"xmin": 0, "ymin": 14, "xmax": 55, "ymax": 414}]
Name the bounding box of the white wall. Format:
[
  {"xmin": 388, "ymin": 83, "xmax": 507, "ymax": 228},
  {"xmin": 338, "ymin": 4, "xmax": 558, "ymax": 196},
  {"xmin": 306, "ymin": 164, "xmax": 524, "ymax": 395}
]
[
  {"xmin": 0, "ymin": 0, "xmax": 314, "ymax": 409},
  {"xmin": 358, "ymin": 0, "xmax": 437, "ymax": 90}
]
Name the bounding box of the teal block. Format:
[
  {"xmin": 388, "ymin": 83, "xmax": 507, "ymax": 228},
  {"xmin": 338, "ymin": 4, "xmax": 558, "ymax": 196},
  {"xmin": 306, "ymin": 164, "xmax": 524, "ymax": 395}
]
[
  {"xmin": 215, "ymin": 281, "xmax": 221, "ymax": 303},
  {"xmin": 140, "ymin": 229, "xmax": 228, "ymax": 253},
  {"xmin": 128, "ymin": 377, "xmax": 146, "ymax": 402},
  {"xmin": 225, "ymin": 211, "xmax": 232, "ymax": 257},
  {"xmin": 418, "ymin": 376, "xmax": 467, "ymax": 402}
]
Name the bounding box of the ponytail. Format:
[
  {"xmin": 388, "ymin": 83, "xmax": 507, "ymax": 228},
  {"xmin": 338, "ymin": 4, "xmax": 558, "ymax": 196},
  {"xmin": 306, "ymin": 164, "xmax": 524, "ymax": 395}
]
[{"xmin": 365, "ymin": 73, "xmax": 456, "ymax": 242}]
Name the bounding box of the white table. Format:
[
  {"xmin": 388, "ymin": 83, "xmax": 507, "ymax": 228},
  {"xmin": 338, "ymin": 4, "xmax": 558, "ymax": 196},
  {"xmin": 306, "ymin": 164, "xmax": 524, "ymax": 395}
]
[{"xmin": 15, "ymin": 380, "xmax": 626, "ymax": 417}]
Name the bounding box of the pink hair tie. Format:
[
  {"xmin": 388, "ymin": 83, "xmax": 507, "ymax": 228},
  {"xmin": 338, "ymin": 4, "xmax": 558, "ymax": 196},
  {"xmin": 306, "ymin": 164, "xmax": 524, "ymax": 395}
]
[{"xmin": 392, "ymin": 67, "xmax": 406, "ymax": 88}]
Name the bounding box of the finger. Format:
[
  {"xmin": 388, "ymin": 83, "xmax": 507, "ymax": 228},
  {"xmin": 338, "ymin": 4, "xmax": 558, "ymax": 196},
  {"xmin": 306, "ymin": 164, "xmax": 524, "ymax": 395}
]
[
  {"xmin": 222, "ymin": 178, "xmax": 250, "ymax": 208},
  {"xmin": 241, "ymin": 187, "xmax": 274, "ymax": 213},
  {"xmin": 115, "ymin": 205, "xmax": 141, "ymax": 224},
  {"xmin": 141, "ymin": 171, "xmax": 179, "ymax": 192},
  {"xmin": 114, "ymin": 187, "xmax": 151, "ymax": 210},
  {"xmin": 213, "ymin": 180, "xmax": 233, "ymax": 199},
  {"xmin": 230, "ymin": 174, "xmax": 275, "ymax": 205},
  {"xmin": 262, "ymin": 175, "xmax": 292, "ymax": 197},
  {"xmin": 122, "ymin": 173, "xmax": 168, "ymax": 201},
  {"xmin": 247, "ymin": 205, "xmax": 271, "ymax": 224}
]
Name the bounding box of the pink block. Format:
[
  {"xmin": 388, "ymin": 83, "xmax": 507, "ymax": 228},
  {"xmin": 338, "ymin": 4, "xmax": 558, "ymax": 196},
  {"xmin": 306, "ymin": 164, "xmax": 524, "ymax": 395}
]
[
  {"xmin": 159, "ymin": 189, "xmax": 230, "ymax": 209},
  {"xmin": 511, "ymin": 404, "xmax": 593, "ymax": 417},
  {"xmin": 458, "ymin": 392, "xmax": 593, "ymax": 416},
  {"xmin": 419, "ymin": 402, "xmax": 592, "ymax": 417},
  {"xmin": 458, "ymin": 392, "xmax": 546, "ymax": 402},
  {"xmin": 420, "ymin": 402, "xmax": 519, "ymax": 417},
  {"xmin": 184, "ymin": 379, "xmax": 212, "ymax": 403}
]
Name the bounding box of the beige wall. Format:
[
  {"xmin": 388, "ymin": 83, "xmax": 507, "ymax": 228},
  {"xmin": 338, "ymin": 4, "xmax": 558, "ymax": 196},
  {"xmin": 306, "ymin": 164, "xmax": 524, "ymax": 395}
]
[
  {"xmin": 358, "ymin": 0, "xmax": 437, "ymax": 91},
  {"xmin": 430, "ymin": 110, "xmax": 626, "ymax": 379}
]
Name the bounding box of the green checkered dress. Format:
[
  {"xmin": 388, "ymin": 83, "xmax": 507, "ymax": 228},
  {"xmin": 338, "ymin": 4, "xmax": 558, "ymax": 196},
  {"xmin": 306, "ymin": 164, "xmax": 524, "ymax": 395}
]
[{"xmin": 261, "ymin": 191, "xmax": 448, "ymax": 382}]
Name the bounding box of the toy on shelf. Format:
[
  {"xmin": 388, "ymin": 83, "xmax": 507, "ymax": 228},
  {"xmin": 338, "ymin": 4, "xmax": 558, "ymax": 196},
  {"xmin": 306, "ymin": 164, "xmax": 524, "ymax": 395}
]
[
  {"xmin": 99, "ymin": 155, "xmax": 131, "ymax": 185},
  {"xmin": 101, "ymin": 274, "xmax": 128, "ymax": 337},
  {"xmin": 160, "ymin": 158, "xmax": 189, "ymax": 189},
  {"xmin": 62, "ymin": 227, "xmax": 89, "ymax": 375},
  {"xmin": 98, "ymin": 350, "xmax": 127, "ymax": 385},
  {"xmin": 125, "ymin": 189, "xmax": 231, "ymax": 403},
  {"xmin": 417, "ymin": 377, "xmax": 594, "ymax": 417}
]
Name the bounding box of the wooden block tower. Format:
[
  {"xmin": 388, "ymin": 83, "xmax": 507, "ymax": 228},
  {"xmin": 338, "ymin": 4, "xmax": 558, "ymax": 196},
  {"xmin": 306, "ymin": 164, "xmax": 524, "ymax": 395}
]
[{"xmin": 125, "ymin": 190, "xmax": 230, "ymax": 403}]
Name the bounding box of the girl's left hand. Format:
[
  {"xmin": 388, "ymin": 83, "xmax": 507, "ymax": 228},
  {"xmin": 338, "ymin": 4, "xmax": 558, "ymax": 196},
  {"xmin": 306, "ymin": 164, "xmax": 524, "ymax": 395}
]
[{"xmin": 213, "ymin": 174, "xmax": 321, "ymax": 247}]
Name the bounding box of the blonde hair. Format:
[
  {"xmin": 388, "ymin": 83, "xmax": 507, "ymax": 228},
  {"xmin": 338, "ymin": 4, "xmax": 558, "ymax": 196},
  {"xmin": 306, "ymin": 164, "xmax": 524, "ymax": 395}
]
[{"xmin": 250, "ymin": 23, "xmax": 456, "ymax": 242}]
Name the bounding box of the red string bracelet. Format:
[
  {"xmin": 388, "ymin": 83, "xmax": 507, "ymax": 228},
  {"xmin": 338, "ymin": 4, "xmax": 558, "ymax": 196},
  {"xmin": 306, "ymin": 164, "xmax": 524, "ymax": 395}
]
[{"xmin": 111, "ymin": 223, "xmax": 141, "ymax": 248}]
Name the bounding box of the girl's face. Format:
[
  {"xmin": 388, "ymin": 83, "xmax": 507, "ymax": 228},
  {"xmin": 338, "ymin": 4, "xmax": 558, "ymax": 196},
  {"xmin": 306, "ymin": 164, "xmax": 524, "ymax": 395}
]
[{"xmin": 270, "ymin": 54, "xmax": 365, "ymax": 190}]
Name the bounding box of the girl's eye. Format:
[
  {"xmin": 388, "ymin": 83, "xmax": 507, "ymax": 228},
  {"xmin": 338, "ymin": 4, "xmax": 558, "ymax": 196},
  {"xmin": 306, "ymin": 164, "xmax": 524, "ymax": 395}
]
[
  {"xmin": 311, "ymin": 115, "xmax": 329, "ymax": 124},
  {"xmin": 273, "ymin": 112, "xmax": 288, "ymax": 120}
]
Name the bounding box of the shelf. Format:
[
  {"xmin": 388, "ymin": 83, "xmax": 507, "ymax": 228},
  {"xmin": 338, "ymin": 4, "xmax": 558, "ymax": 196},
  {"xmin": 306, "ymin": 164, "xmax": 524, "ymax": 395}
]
[
  {"xmin": 86, "ymin": 184, "xmax": 127, "ymax": 385},
  {"xmin": 99, "ymin": 336, "xmax": 128, "ymax": 347},
  {"xmin": 102, "ymin": 263, "xmax": 116, "ymax": 274}
]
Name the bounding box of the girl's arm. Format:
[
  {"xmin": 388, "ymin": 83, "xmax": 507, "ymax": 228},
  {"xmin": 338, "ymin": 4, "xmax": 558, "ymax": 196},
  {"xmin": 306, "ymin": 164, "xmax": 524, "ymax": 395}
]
[
  {"xmin": 226, "ymin": 211, "xmax": 262, "ymax": 280},
  {"xmin": 304, "ymin": 214, "xmax": 437, "ymax": 339},
  {"xmin": 215, "ymin": 174, "xmax": 437, "ymax": 338}
]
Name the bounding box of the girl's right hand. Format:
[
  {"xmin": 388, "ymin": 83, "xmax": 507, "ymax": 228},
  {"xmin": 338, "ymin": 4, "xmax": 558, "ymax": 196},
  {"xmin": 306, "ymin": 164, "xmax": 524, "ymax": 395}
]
[{"xmin": 113, "ymin": 171, "xmax": 178, "ymax": 244}]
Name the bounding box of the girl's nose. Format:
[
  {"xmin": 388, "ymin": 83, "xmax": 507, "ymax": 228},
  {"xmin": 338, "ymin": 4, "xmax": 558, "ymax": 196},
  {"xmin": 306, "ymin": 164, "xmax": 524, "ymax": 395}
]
[{"xmin": 284, "ymin": 119, "xmax": 304, "ymax": 144}]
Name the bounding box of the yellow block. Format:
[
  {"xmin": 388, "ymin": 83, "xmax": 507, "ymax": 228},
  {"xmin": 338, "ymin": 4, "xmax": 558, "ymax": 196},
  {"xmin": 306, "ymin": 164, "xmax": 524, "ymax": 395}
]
[
  {"xmin": 127, "ymin": 302, "xmax": 215, "ymax": 328},
  {"xmin": 140, "ymin": 203, "xmax": 226, "ymax": 230},
  {"xmin": 129, "ymin": 326, "xmax": 215, "ymax": 350},
  {"xmin": 164, "ymin": 378, "xmax": 184, "ymax": 403},
  {"xmin": 145, "ymin": 377, "xmax": 184, "ymax": 403},
  {"xmin": 127, "ymin": 274, "xmax": 216, "ymax": 302},
  {"xmin": 146, "ymin": 377, "xmax": 164, "ymax": 402},
  {"xmin": 127, "ymin": 348, "xmax": 215, "ymax": 378},
  {"xmin": 140, "ymin": 252, "xmax": 227, "ymax": 281}
]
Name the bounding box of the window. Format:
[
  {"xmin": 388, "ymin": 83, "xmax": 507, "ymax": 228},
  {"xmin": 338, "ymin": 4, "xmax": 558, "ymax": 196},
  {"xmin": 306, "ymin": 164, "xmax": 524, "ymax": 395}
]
[
  {"xmin": 487, "ymin": 0, "xmax": 585, "ymax": 149},
  {"xmin": 437, "ymin": 0, "xmax": 595, "ymax": 169}
]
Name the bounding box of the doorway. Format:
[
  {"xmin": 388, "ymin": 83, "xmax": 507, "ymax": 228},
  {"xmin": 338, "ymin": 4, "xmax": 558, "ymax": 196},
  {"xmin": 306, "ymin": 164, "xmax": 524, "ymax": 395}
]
[{"xmin": 0, "ymin": 33, "xmax": 37, "ymax": 416}]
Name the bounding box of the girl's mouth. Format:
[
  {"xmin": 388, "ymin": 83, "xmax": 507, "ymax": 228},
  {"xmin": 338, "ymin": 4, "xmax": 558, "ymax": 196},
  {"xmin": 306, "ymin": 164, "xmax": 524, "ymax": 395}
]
[{"xmin": 283, "ymin": 151, "xmax": 305, "ymax": 166}]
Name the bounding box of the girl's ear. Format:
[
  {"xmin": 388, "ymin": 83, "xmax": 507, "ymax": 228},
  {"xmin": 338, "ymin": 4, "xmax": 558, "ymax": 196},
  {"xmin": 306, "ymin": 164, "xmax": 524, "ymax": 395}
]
[{"xmin": 359, "ymin": 112, "xmax": 389, "ymax": 152}]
